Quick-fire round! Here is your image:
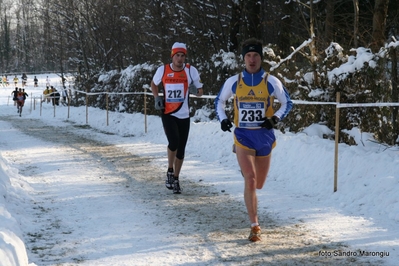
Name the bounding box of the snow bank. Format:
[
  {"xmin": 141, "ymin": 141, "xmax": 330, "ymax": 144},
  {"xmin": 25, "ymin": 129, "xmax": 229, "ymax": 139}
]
[{"xmin": 0, "ymin": 155, "xmax": 32, "ymax": 266}]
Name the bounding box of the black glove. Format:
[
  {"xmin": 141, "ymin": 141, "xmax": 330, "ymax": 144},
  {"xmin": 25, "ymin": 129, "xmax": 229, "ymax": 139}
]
[
  {"xmin": 154, "ymin": 96, "xmax": 164, "ymax": 110},
  {"xmin": 188, "ymin": 83, "xmax": 197, "ymax": 95},
  {"xmin": 221, "ymin": 119, "xmax": 233, "ymax": 132},
  {"xmin": 260, "ymin": 116, "xmax": 279, "ymax": 130}
]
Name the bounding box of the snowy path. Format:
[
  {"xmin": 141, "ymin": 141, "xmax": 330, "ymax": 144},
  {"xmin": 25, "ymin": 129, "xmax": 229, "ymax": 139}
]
[{"xmin": 1, "ymin": 116, "xmax": 380, "ymax": 265}]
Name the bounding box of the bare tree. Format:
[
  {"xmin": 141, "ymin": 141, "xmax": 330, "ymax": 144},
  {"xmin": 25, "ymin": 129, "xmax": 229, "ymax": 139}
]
[
  {"xmin": 0, "ymin": 12, "xmax": 12, "ymax": 72},
  {"xmin": 353, "ymin": 0, "xmax": 359, "ymax": 47}
]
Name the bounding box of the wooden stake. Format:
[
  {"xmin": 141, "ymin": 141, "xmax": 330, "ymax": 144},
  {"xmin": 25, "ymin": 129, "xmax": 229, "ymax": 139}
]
[
  {"xmin": 86, "ymin": 90, "xmax": 88, "ymax": 124},
  {"xmin": 144, "ymin": 89, "xmax": 147, "ymax": 133},
  {"xmin": 334, "ymin": 92, "xmax": 340, "ymax": 192},
  {"xmin": 106, "ymin": 91, "xmax": 109, "ymax": 126}
]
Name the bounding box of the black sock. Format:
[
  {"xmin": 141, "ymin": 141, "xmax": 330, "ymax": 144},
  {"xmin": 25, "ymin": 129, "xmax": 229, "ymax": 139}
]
[
  {"xmin": 168, "ymin": 167, "xmax": 173, "ymax": 173},
  {"xmin": 174, "ymin": 176, "xmax": 179, "ymax": 181}
]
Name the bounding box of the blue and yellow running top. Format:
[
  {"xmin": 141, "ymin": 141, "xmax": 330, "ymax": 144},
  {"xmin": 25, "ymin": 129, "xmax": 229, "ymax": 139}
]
[{"xmin": 215, "ymin": 68, "xmax": 293, "ymax": 128}]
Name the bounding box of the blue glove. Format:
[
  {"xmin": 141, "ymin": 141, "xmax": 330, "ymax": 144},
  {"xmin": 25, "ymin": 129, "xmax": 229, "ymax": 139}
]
[
  {"xmin": 155, "ymin": 96, "xmax": 164, "ymax": 110},
  {"xmin": 221, "ymin": 119, "xmax": 233, "ymax": 132},
  {"xmin": 259, "ymin": 116, "xmax": 279, "ymax": 129},
  {"xmin": 188, "ymin": 83, "xmax": 197, "ymax": 95}
]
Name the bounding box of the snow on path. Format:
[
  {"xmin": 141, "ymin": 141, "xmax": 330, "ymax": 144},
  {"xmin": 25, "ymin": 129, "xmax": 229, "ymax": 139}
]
[{"xmin": 1, "ymin": 116, "xmax": 380, "ymax": 265}]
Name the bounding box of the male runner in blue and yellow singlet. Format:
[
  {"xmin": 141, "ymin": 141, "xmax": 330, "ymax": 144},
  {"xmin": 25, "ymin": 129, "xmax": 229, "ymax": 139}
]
[{"xmin": 215, "ymin": 38, "xmax": 293, "ymax": 242}]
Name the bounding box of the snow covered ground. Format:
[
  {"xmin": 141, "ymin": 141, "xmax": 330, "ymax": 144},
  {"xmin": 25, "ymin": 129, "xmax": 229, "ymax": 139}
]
[{"xmin": 0, "ymin": 73, "xmax": 398, "ymax": 265}]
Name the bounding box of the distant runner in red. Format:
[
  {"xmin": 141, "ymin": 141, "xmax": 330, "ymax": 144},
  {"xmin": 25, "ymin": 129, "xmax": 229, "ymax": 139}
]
[
  {"xmin": 151, "ymin": 42, "xmax": 204, "ymax": 194},
  {"xmin": 16, "ymin": 88, "xmax": 25, "ymax": 117}
]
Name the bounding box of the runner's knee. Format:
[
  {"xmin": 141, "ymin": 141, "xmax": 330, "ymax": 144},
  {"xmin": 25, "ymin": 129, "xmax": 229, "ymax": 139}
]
[
  {"xmin": 244, "ymin": 174, "xmax": 257, "ymax": 190},
  {"xmin": 176, "ymin": 151, "xmax": 185, "ymax": 160},
  {"xmin": 168, "ymin": 143, "xmax": 178, "ymax": 152}
]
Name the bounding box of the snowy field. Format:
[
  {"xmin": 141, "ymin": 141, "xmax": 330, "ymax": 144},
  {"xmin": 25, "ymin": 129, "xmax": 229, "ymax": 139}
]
[{"xmin": 0, "ymin": 73, "xmax": 398, "ymax": 265}]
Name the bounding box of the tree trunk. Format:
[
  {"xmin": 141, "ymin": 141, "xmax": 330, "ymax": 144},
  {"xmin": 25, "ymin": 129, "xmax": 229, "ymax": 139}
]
[
  {"xmin": 353, "ymin": 0, "xmax": 359, "ymax": 47},
  {"xmin": 371, "ymin": 0, "xmax": 389, "ymax": 53},
  {"xmin": 325, "ymin": 1, "xmax": 335, "ymax": 43},
  {"xmin": 228, "ymin": 1, "xmax": 241, "ymax": 51},
  {"xmin": 391, "ymin": 46, "xmax": 398, "ymax": 144},
  {"xmin": 309, "ymin": 0, "xmax": 318, "ymax": 86},
  {"xmin": 244, "ymin": 0, "xmax": 261, "ymax": 39}
]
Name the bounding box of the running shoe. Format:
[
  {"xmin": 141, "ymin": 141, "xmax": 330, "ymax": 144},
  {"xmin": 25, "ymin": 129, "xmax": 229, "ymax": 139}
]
[
  {"xmin": 173, "ymin": 180, "xmax": 181, "ymax": 194},
  {"xmin": 248, "ymin": 225, "xmax": 261, "ymax": 242},
  {"xmin": 165, "ymin": 171, "xmax": 174, "ymax": 190}
]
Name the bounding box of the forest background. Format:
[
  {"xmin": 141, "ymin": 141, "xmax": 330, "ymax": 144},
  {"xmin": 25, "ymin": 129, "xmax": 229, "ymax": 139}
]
[{"xmin": 0, "ymin": 0, "xmax": 398, "ymax": 145}]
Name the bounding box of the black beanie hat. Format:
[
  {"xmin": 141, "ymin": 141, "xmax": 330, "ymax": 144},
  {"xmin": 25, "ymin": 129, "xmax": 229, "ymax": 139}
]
[{"xmin": 242, "ymin": 44, "xmax": 263, "ymax": 59}]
